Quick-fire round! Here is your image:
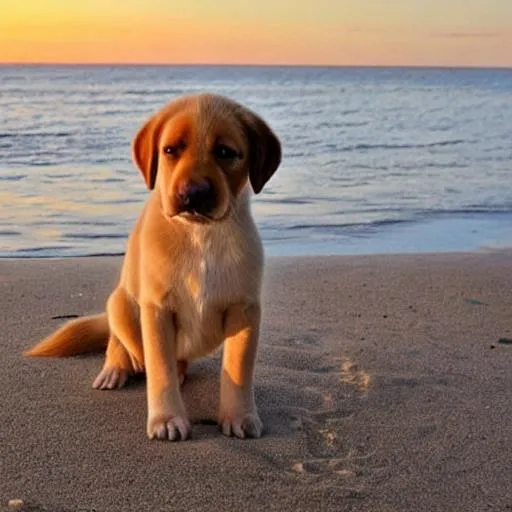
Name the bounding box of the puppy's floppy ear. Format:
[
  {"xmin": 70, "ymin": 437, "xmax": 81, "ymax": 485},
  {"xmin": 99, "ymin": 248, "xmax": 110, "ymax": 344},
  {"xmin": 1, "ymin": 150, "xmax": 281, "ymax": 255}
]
[
  {"xmin": 132, "ymin": 112, "xmax": 163, "ymax": 190},
  {"xmin": 240, "ymin": 109, "xmax": 281, "ymax": 194}
]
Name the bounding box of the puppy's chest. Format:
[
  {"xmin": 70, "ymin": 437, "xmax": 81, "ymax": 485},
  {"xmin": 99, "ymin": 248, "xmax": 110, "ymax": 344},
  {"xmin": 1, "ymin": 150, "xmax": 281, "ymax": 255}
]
[{"xmin": 179, "ymin": 247, "xmax": 242, "ymax": 315}]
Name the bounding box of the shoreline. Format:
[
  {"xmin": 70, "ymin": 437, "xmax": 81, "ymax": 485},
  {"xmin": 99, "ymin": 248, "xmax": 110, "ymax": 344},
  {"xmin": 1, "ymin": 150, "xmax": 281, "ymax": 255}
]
[
  {"xmin": 1, "ymin": 246, "xmax": 511, "ymax": 261},
  {"xmin": 2, "ymin": 211, "xmax": 512, "ymax": 259},
  {"xmin": 1, "ymin": 253, "xmax": 511, "ymax": 511}
]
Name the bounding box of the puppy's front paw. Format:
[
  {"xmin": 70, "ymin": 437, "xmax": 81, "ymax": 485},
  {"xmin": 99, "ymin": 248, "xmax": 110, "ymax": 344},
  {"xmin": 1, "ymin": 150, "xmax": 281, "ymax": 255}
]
[
  {"xmin": 147, "ymin": 414, "xmax": 191, "ymax": 441},
  {"xmin": 219, "ymin": 410, "xmax": 263, "ymax": 439}
]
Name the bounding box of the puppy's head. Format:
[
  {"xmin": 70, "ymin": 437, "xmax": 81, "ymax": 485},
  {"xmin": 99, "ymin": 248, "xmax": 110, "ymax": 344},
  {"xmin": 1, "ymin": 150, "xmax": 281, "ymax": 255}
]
[{"xmin": 132, "ymin": 94, "xmax": 281, "ymax": 222}]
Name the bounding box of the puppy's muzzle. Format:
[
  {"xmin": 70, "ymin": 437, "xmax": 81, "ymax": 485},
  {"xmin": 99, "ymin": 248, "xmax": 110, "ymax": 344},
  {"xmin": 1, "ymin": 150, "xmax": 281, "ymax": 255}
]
[{"xmin": 176, "ymin": 179, "xmax": 216, "ymax": 217}]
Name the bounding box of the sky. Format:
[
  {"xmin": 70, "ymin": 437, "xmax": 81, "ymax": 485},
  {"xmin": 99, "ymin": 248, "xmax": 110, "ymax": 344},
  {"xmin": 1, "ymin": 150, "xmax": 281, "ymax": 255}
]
[{"xmin": 0, "ymin": 0, "xmax": 511, "ymax": 67}]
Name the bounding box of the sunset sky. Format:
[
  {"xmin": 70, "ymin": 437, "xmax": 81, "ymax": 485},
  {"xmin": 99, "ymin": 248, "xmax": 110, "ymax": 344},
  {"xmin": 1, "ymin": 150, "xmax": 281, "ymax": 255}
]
[{"xmin": 1, "ymin": 0, "xmax": 511, "ymax": 67}]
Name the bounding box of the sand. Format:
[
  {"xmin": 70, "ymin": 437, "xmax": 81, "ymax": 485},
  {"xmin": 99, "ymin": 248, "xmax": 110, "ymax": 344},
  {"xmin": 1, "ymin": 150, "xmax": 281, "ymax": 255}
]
[{"xmin": 1, "ymin": 252, "xmax": 511, "ymax": 512}]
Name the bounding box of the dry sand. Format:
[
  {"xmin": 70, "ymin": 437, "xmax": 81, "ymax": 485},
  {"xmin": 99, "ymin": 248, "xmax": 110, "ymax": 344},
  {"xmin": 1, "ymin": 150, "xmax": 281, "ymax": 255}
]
[{"xmin": 1, "ymin": 253, "xmax": 511, "ymax": 512}]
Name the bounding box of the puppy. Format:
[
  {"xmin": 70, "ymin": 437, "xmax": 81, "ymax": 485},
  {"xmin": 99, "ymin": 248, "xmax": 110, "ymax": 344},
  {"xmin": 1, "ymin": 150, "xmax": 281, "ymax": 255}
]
[{"xmin": 25, "ymin": 94, "xmax": 281, "ymax": 441}]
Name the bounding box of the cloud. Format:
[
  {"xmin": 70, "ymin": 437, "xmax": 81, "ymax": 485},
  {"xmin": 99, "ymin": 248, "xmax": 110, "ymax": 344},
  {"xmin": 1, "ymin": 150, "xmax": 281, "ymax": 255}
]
[{"xmin": 432, "ymin": 31, "xmax": 499, "ymax": 39}]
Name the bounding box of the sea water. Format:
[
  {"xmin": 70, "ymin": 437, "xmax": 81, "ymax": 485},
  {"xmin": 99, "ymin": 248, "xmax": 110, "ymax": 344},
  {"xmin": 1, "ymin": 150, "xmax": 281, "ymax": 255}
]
[{"xmin": 1, "ymin": 65, "xmax": 511, "ymax": 257}]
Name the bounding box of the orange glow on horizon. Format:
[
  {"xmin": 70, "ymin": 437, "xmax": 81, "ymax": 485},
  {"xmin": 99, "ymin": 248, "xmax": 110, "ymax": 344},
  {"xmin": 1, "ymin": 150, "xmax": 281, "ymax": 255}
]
[{"xmin": 1, "ymin": 0, "xmax": 511, "ymax": 67}]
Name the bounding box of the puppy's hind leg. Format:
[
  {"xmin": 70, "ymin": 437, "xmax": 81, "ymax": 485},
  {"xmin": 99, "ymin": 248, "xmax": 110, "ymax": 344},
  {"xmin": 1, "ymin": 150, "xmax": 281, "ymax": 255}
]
[
  {"xmin": 93, "ymin": 335, "xmax": 135, "ymax": 390},
  {"xmin": 93, "ymin": 287, "xmax": 144, "ymax": 390}
]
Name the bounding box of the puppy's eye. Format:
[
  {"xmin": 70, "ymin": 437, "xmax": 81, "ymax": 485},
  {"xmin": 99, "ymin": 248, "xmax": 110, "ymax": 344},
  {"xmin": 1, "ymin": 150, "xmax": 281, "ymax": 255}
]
[
  {"xmin": 163, "ymin": 145, "xmax": 179, "ymax": 156},
  {"xmin": 214, "ymin": 144, "xmax": 238, "ymax": 160},
  {"xmin": 163, "ymin": 140, "xmax": 186, "ymax": 156}
]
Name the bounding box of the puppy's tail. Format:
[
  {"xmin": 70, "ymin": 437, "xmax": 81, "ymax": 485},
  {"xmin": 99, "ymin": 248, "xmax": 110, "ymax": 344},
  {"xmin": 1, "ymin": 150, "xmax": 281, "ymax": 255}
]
[{"xmin": 24, "ymin": 313, "xmax": 109, "ymax": 357}]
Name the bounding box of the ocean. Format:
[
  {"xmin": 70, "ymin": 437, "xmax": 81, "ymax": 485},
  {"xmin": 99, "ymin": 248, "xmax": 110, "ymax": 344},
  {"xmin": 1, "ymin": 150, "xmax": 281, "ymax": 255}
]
[{"xmin": 1, "ymin": 65, "xmax": 511, "ymax": 258}]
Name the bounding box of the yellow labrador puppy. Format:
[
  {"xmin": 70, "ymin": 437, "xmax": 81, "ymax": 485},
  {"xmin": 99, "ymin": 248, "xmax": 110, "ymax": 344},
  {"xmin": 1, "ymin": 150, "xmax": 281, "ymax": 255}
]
[{"xmin": 26, "ymin": 94, "xmax": 281, "ymax": 441}]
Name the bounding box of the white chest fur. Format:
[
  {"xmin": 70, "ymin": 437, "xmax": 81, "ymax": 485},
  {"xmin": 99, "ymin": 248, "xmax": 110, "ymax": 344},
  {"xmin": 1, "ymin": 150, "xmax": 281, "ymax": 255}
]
[
  {"xmin": 186, "ymin": 223, "xmax": 246, "ymax": 314},
  {"xmin": 172, "ymin": 217, "xmax": 262, "ymax": 361}
]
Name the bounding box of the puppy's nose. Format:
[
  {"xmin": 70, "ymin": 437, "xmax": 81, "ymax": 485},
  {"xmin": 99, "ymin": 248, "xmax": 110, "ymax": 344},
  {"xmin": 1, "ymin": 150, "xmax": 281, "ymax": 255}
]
[{"xmin": 176, "ymin": 179, "xmax": 215, "ymax": 215}]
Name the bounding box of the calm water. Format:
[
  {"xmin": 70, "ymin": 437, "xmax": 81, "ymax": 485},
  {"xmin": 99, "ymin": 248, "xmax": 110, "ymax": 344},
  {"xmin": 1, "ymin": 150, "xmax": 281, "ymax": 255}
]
[{"xmin": 1, "ymin": 65, "xmax": 512, "ymax": 257}]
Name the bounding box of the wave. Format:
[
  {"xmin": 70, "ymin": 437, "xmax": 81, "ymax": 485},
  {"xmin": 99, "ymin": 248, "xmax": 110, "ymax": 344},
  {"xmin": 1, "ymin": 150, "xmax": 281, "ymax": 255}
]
[
  {"xmin": 63, "ymin": 233, "xmax": 127, "ymax": 240},
  {"xmin": 286, "ymin": 219, "xmax": 410, "ymax": 231},
  {"xmin": 43, "ymin": 174, "xmax": 74, "ymax": 179},
  {"xmin": 342, "ymin": 139, "xmax": 467, "ymax": 152},
  {"xmin": 425, "ymin": 206, "xmax": 512, "ymax": 215},
  {"xmin": 256, "ymin": 197, "xmax": 314, "ymax": 205},
  {"xmin": 282, "ymin": 208, "xmax": 512, "ymax": 234},
  {"xmin": 0, "ymin": 131, "xmax": 74, "ymax": 139},
  {"xmin": 0, "ymin": 251, "xmax": 126, "ymax": 259},
  {"xmin": 314, "ymin": 120, "xmax": 368, "ymax": 129},
  {"xmin": 13, "ymin": 245, "xmax": 73, "ymax": 253},
  {"xmin": 90, "ymin": 177, "xmax": 126, "ymax": 183},
  {"xmin": 0, "ymin": 174, "xmax": 27, "ymax": 181},
  {"xmin": 123, "ymin": 88, "xmax": 184, "ymax": 96}
]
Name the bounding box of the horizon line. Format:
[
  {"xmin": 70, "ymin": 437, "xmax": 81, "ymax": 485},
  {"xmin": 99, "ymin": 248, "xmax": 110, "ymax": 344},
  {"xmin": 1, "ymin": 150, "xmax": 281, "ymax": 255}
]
[{"xmin": 1, "ymin": 62, "xmax": 512, "ymax": 71}]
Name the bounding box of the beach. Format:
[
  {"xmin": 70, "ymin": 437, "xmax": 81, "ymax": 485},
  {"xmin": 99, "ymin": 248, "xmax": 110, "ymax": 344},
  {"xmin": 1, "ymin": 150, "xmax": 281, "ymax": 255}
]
[{"xmin": 1, "ymin": 252, "xmax": 511, "ymax": 511}]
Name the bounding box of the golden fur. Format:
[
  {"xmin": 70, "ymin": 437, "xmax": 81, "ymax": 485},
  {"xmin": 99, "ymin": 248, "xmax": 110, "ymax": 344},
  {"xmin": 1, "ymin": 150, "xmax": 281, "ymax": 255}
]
[{"xmin": 26, "ymin": 94, "xmax": 281, "ymax": 441}]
